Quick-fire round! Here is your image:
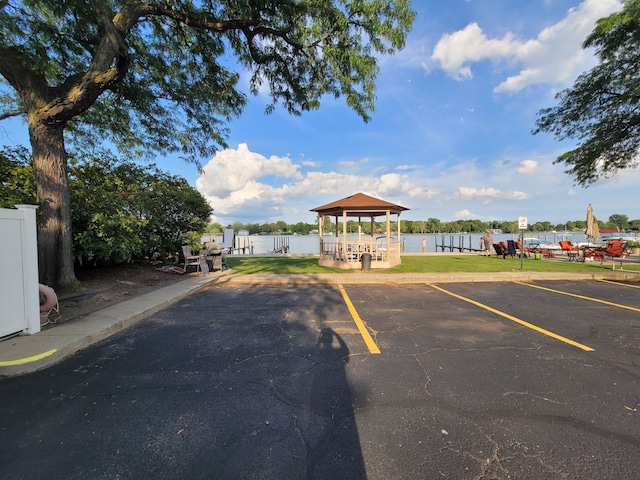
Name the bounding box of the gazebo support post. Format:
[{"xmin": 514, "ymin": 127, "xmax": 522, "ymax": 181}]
[
  {"xmin": 397, "ymin": 213, "xmax": 402, "ymax": 258},
  {"xmin": 317, "ymin": 215, "xmax": 324, "ymax": 258},
  {"xmin": 342, "ymin": 211, "xmax": 348, "ymax": 262}
]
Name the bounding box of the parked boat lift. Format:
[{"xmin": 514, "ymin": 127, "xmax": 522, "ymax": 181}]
[{"xmin": 270, "ymin": 236, "xmax": 290, "ymax": 254}]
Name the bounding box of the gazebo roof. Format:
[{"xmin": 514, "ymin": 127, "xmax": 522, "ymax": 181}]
[{"xmin": 311, "ymin": 192, "xmax": 409, "ymax": 217}]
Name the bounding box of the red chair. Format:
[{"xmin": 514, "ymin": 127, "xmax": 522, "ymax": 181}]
[
  {"xmin": 559, "ymin": 240, "xmax": 579, "ymax": 253},
  {"xmin": 601, "ymin": 240, "xmax": 628, "ymax": 261},
  {"xmin": 583, "ymin": 248, "xmax": 603, "ymax": 260},
  {"xmin": 559, "ymin": 240, "xmax": 580, "ymax": 261},
  {"xmin": 492, "ymin": 242, "xmax": 506, "ymax": 258}
]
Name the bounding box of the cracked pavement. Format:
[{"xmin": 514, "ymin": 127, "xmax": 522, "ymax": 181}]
[{"xmin": 1, "ymin": 281, "xmax": 639, "ymax": 479}]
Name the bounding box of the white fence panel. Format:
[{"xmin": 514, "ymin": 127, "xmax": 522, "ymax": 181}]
[{"xmin": 0, "ymin": 205, "xmax": 40, "ymax": 337}]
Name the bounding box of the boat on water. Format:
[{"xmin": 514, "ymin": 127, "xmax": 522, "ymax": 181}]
[
  {"xmin": 522, "ymin": 233, "xmax": 576, "ymax": 251},
  {"xmin": 576, "ymin": 232, "xmax": 638, "ymax": 247},
  {"xmin": 598, "ymin": 232, "xmax": 638, "ymax": 243}
]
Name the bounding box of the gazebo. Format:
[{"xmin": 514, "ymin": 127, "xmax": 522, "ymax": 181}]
[{"xmin": 311, "ymin": 192, "xmax": 409, "ymax": 269}]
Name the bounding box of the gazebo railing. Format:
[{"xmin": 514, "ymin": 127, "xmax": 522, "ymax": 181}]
[{"xmin": 320, "ymin": 240, "xmax": 399, "ymax": 263}]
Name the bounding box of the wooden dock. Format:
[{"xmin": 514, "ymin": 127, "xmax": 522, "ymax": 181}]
[
  {"xmin": 436, "ymin": 234, "xmax": 483, "ymax": 253},
  {"xmin": 227, "ymin": 236, "xmax": 253, "ymax": 254},
  {"xmin": 270, "ymin": 236, "xmax": 290, "ymax": 254}
]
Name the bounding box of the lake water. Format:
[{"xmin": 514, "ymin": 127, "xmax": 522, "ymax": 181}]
[{"xmin": 213, "ymin": 232, "xmax": 588, "ymax": 255}]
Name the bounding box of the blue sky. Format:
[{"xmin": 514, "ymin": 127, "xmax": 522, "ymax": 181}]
[{"xmin": 2, "ymin": 0, "xmax": 637, "ymax": 227}]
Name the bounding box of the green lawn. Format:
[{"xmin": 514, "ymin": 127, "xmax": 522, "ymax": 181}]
[{"xmin": 225, "ymin": 255, "xmax": 640, "ymax": 274}]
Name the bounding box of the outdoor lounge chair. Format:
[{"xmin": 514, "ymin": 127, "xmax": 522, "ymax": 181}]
[
  {"xmin": 583, "ymin": 248, "xmax": 603, "ymax": 260},
  {"xmin": 559, "ymin": 240, "xmax": 581, "ymax": 261},
  {"xmin": 493, "ymin": 241, "xmax": 512, "ymax": 259},
  {"xmin": 492, "ymin": 240, "xmax": 524, "ymax": 259},
  {"xmin": 493, "ymin": 242, "xmax": 506, "ymax": 258},
  {"xmin": 601, "ymin": 240, "xmax": 628, "ymax": 262},
  {"xmin": 504, "ymin": 240, "xmax": 519, "ymax": 258},
  {"xmin": 182, "ymin": 245, "xmax": 202, "ymax": 273},
  {"xmin": 559, "ymin": 240, "xmax": 579, "ymax": 253}
]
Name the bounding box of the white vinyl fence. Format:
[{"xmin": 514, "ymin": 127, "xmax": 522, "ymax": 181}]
[{"xmin": 0, "ymin": 205, "xmax": 40, "ymax": 337}]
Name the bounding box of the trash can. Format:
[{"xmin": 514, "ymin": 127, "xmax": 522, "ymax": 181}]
[{"xmin": 361, "ymin": 252, "xmax": 372, "ymax": 271}]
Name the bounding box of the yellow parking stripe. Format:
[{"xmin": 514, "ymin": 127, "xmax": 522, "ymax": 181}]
[
  {"xmin": 0, "ymin": 348, "xmax": 57, "ymax": 367},
  {"xmin": 337, "ymin": 284, "xmax": 381, "ymax": 354},
  {"xmin": 597, "ymin": 279, "xmax": 640, "ymax": 289},
  {"xmin": 516, "ymin": 281, "xmax": 640, "ymax": 313},
  {"xmin": 427, "ymin": 284, "xmax": 594, "ymax": 352}
]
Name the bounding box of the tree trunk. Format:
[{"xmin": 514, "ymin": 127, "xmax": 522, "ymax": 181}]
[{"xmin": 30, "ymin": 122, "xmax": 79, "ymax": 293}]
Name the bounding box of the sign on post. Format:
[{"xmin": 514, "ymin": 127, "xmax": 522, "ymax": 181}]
[
  {"xmin": 518, "ymin": 216, "xmax": 528, "ymax": 230},
  {"xmin": 517, "ymin": 217, "xmax": 527, "ymax": 270}
]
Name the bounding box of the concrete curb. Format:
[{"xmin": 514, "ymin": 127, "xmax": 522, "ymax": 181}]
[{"xmin": 216, "ymin": 270, "xmax": 639, "ymax": 285}]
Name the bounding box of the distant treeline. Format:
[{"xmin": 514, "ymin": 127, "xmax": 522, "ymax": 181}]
[{"xmin": 208, "ymin": 214, "xmax": 639, "ymax": 236}]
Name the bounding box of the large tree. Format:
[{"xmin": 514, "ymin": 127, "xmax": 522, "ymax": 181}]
[
  {"xmin": 0, "ymin": 0, "xmax": 415, "ymax": 292},
  {"xmin": 534, "ymin": 0, "xmax": 640, "ymax": 186}
]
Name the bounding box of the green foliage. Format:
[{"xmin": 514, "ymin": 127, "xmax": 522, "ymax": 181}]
[
  {"xmin": 534, "ymin": 0, "xmax": 640, "ymax": 185},
  {"xmin": 426, "ymin": 218, "xmax": 442, "ymax": 233},
  {"xmin": 181, "ymin": 231, "xmax": 205, "ymax": 256},
  {"xmin": 608, "ymin": 213, "xmax": 629, "ymax": 229},
  {"xmin": 290, "ymin": 222, "xmax": 313, "ymax": 234},
  {"xmin": 68, "ymin": 151, "xmax": 212, "ymax": 266},
  {"xmin": 73, "ymin": 211, "xmax": 146, "ymax": 265},
  {"xmin": 205, "ymin": 222, "xmax": 224, "ymax": 234},
  {"xmin": 0, "ymin": 146, "xmax": 36, "ymax": 207},
  {"xmin": 531, "ymin": 221, "xmax": 551, "ymax": 232},
  {"xmin": 138, "ymin": 172, "xmax": 211, "ymax": 258}
]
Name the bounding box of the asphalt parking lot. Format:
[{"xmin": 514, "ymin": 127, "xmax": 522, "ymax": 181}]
[{"xmin": 1, "ymin": 279, "xmax": 639, "ymax": 479}]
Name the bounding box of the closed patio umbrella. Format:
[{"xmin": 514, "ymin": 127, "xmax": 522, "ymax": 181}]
[{"xmin": 586, "ymin": 204, "xmax": 600, "ymax": 242}]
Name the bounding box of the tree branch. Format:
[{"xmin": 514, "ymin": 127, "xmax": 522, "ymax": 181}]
[
  {"xmin": 90, "ymin": 0, "xmax": 127, "ymax": 56},
  {"xmin": 0, "ymin": 45, "xmax": 36, "ymax": 91},
  {"xmin": 146, "ymin": 4, "xmax": 260, "ymax": 33},
  {"xmin": 0, "ymin": 108, "xmax": 25, "ymax": 121},
  {"xmin": 43, "ymin": 0, "xmax": 133, "ymax": 123}
]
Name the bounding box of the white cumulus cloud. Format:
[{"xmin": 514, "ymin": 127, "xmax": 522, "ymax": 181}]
[
  {"xmin": 454, "ymin": 209, "xmax": 479, "ymax": 219},
  {"xmin": 456, "ymin": 187, "xmax": 530, "ymax": 201},
  {"xmin": 430, "ymin": 0, "xmax": 623, "ymax": 92},
  {"xmin": 431, "ymin": 22, "xmax": 525, "ymax": 81},
  {"xmin": 516, "ymin": 160, "xmax": 538, "ymax": 175},
  {"xmin": 196, "ymin": 143, "xmax": 303, "ymax": 219},
  {"xmin": 195, "ymin": 144, "xmax": 438, "ymax": 223}
]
